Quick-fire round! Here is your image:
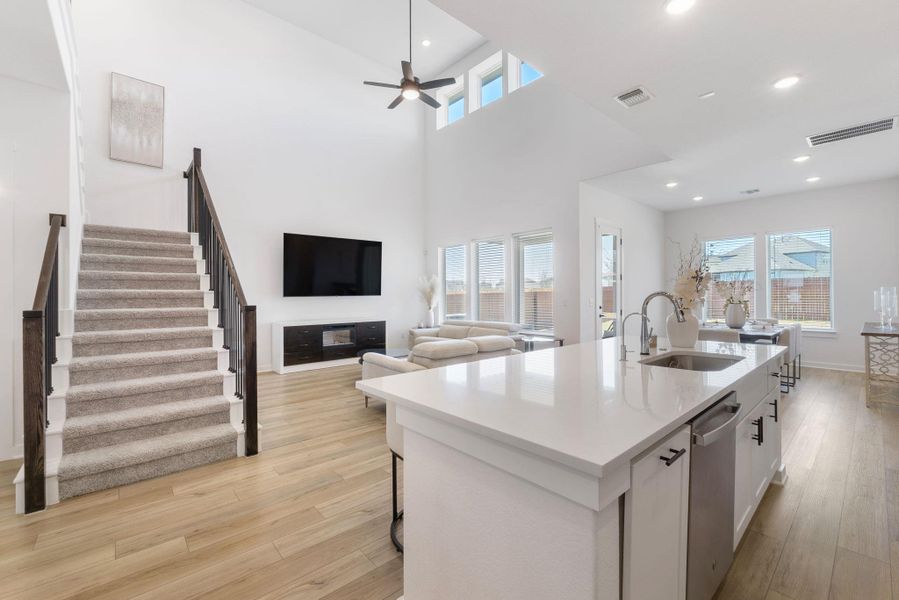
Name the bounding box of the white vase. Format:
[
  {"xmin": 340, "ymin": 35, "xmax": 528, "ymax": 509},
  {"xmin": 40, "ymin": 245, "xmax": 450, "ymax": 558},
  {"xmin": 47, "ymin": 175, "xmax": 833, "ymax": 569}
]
[
  {"xmin": 666, "ymin": 307, "xmax": 700, "ymax": 348},
  {"xmin": 426, "ymin": 307, "xmax": 436, "ymax": 328},
  {"xmin": 725, "ymin": 302, "xmax": 747, "ymax": 329}
]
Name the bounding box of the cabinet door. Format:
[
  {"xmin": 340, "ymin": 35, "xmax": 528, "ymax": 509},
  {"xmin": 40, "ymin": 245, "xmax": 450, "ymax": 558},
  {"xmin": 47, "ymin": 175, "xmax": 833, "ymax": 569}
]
[
  {"xmin": 734, "ymin": 407, "xmax": 754, "ymax": 547},
  {"xmin": 624, "ymin": 426, "xmax": 691, "ymax": 600},
  {"xmin": 764, "ymin": 390, "xmax": 782, "ymax": 479},
  {"xmin": 749, "ymin": 400, "xmax": 771, "ymax": 506}
]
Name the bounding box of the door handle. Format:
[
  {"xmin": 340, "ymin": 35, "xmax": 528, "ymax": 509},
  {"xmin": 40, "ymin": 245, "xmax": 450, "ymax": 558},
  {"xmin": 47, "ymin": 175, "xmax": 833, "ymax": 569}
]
[
  {"xmin": 751, "ymin": 417, "xmax": 764, "ymax": 446},
  {"xmin": 659, "ymin": 448, "xmax": 687, "ymax": 466},
  {"xmin": 769, "ymin": 397, "xmax": 778, "ymax": 422}
]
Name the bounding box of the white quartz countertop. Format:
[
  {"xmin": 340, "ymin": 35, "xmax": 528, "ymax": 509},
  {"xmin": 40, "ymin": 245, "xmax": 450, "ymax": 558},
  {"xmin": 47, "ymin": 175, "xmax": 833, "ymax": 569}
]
[{"xmin": 356, "ymin": 337, "xmax": 786, "ymax": 477}]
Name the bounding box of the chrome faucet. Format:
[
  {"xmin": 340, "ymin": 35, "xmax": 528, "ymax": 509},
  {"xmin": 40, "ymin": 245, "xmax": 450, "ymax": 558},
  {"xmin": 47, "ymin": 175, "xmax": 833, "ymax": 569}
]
[
  {"xmin": 640, "ymin": 291, "xmax": 685, "ymax": 355},
  {"xmin": 619, "ymin": 312, "xmax": 650, "ymax": 361}
]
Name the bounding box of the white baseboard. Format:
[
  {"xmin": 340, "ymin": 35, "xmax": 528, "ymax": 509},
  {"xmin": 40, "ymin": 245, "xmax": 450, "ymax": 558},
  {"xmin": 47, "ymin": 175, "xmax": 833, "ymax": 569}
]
[
  {"xmin": 802, "ymin": 361, "xmax": 864, "ymax": 373},
  {"xmin": 274, "ymin": 357, "xmax": 360, "ymax": 374}
]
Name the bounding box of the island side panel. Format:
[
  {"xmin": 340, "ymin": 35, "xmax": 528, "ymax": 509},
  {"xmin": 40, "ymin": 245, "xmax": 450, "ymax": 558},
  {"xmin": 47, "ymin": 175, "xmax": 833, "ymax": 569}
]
[{"xmin": 403, "ymin": 430, "xmax": 619, "ymax": 600}]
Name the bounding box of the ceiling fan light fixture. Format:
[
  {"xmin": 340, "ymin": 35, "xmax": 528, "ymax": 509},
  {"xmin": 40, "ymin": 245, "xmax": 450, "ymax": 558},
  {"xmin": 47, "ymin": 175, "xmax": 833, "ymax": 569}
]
[
  {"xmin": 665, "ymin": 0, "xmax": 696, "ymax": 15},
  {"xmin": 402, "ymin": 88, "xmax": 420, "ymax": 100}
]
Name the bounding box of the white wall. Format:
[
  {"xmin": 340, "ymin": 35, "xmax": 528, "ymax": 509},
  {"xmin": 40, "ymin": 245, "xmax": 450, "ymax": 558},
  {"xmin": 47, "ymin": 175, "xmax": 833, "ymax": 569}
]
[
  {"xmin": 665, "ymin": 177, "xmax": 899, "ymax": 371},
  {"xmin": 74, "ymin": 0, "xmax": 427, "ymax": 369},
  {"xmin": 578, "ymin": 183, "xmax": 667, "ymax": 342},
  {"xmin": 424, "ymin": 43, "xmax": 666, "ymax": 344}
]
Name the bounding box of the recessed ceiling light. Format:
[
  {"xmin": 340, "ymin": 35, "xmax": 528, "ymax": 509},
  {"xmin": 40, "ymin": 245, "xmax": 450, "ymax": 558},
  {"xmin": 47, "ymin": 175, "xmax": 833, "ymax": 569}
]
[
  {"xmin": 665, "ymin": 0, "xmax": 696, "ymax": 15},
  {"xmin": 805, "ymin": 176, "xmax": 821, "ymax": 183},
  {"xmin": 692, "ymin": 196, "xmax": 704, "ymax": 202},
  {"xmin": 698, "ymin": 91, "xmax": 716, "ymax": 99},
  {"xmin": 666, "ymin": 182, "xmax": 679, "ymax": 188},
  {"xmin": 773, "ymin": 75, "xmax": 800, "ymax": 89},
  {"xmin": 421, "ymin": 39, "xmax": 431, "ymax": 47},
  {"xmin": 793, "ymin": 155, "xmax": 811, "ymax": 163}
]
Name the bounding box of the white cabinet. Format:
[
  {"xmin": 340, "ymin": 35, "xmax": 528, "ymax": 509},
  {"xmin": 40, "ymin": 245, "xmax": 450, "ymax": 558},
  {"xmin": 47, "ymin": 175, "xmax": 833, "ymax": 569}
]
[
  {"xmin": 734, "ymin": 358, "xmax": 784, "ymax": 547},
  {"xmin": 624, "ymin": 425, "xmax": 691, "ymax": 600}
]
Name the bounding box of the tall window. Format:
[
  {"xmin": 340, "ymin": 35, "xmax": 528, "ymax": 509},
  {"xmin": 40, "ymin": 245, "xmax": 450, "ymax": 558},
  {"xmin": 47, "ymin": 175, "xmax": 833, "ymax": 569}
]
[
  {"xmin": 516, "ymin": 231, "xmax": 554, "ymax": 332},
  {"xmin": 443, "ymin": 245, "xmax": 467, "ymax": 320},
  {"xmin": 767, "ymin": 229, "xmax": 833, "ymax": 329},
  {"xmin": 476, "ymin": 240, "xmax": 505, "ymax": 321},
  {"xmin": 704, "ymin": 236, "xmax": 755, "ymax": 322},
  {"xmin": 480, "ymin": 67, "xmax": 503, "ymax": 107}
]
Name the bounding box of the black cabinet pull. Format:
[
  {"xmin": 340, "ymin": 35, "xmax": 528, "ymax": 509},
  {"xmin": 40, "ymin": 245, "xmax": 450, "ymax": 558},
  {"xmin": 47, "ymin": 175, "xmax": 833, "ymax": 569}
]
[
  {"xmin": 769, "ymin": 398, "xmax": 778, "ymax": 422},
  {"xmin": 752, "ymin": 417, "xmax": 764, "ymax": 446},
  {"xmin": 660, "ymin": 447, "xmax": 686, "ymax": 466}
]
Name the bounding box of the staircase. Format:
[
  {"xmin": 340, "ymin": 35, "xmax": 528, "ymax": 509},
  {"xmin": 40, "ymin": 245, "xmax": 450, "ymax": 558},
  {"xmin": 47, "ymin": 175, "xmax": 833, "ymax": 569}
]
[{"xmin": 57, "ymin": 224, "xmax": 240, "ymax": 499}]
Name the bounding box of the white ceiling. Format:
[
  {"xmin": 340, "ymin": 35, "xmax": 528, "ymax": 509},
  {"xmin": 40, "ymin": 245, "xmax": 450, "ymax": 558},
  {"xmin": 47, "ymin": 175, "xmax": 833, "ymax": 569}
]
[
  {"xmin": 430, "ymin": 0, "xmax": 899, "ymax": 210},
  {"xmin": 242, "ymin": 0, "xmax": 485, "ymax": 81},
  {"xmin": 0, "ymin": 0, "xmax": 67, "ymax": 90}
]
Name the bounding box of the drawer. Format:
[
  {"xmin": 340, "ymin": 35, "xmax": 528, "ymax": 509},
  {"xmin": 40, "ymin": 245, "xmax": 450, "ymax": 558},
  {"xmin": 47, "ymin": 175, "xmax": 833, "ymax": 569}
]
[
  {"xmin": 284, "ymin": 351, "xmax": 322, "ymax": 366},
  {"xmin": 356, "ymin": 321, "xmax": 386, "ymax": 337},
  {"xmin": 284, "ymin": 326, "xmax": 322, "ymax": 351},
  {"xmin": 323, "ymin": 346, "xmax": 359, "ymax": 361}
]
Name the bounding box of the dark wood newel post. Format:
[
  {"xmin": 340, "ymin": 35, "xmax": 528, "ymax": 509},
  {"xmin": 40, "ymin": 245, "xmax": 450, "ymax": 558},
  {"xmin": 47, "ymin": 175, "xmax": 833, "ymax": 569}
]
[
  {"xmin": 22, "ymin": 312, "xmax": 46, "ymax": 513},
  {"xmin": 243, "ymin": 305, "xmax": 258, "ymax": 456}
]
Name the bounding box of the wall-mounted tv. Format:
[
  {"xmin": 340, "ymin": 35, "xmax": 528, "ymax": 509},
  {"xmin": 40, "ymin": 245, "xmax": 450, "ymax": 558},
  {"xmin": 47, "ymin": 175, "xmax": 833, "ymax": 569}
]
[{"xmin": 283, "ymin": 233, "xmax": 382, "ymax": 297}]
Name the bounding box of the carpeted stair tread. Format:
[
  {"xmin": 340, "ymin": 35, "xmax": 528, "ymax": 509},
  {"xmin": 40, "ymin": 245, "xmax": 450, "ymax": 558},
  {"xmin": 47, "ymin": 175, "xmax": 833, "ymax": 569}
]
[
  {"xmin": 64, "ymin": 396, "xmax": 231, "ymax": 439},
  {"xmin": 82, "ymin": 237, "xmax": 195, "ymax": 258},
  {"xmin": 77, "ymin": 289, "xmax": 207, "ymax": 309},
  {"xmin": 76, "ymin": 307, "xmax": 209, "ymax": 322},
  {"xmin": 58, "ymin": 423, "xmax": 237, "ymax": 481},
  {"xmin": 69, "ymin": 347, "xmax": 219, "ymax": 372},
  {"xmin": 73, "ymin": 326, "xmax": 214, "ymax": 345},
  {"xmin": 84, "ymin": 224, "xmax": 191, "ymax": 244},
  {"xmin": 67, "ymin": 370, "xmax": 225, "ymax": 403},
  {"xmin": 79, "ymin": 270, "xmax": 201, "ymax": 291},
  {"xmin": 81, "ymin": 254, "xmax": 199, "ymax": 273}
]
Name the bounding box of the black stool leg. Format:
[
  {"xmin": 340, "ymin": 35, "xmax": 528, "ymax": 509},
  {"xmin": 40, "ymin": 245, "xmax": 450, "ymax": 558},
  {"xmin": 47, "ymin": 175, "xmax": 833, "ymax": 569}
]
[{"xmin": 391, "ymin": 451, "xmax": 404, "ymax": 553}]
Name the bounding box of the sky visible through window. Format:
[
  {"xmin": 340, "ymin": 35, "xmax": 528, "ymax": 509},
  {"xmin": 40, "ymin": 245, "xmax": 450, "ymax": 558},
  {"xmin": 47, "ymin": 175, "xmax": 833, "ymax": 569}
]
[
  {"xmin": 481, "ymin": 70, "xmax": 503, "ymax": 107},
  {"xmin": 520, "ymin": 62, "xmax": 543, "ymax": 86},
  {"xmin": 447, "ymin": 94, "xmax": 464, "ymax": 124}
]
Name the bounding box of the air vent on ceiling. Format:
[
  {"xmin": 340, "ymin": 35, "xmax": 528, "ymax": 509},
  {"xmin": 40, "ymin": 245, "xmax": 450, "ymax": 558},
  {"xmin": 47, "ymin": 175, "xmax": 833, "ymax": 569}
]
[
  {"xmin": 806, "ymin": 117, "xmax": 896, "ymax": 147},
  {"xmin": 740, "ymin": 188, "xmax": 761, "ymax": 195},
  {"xmin": 615, "ymin": 86, "xmax": 653, "ymax": 108}
]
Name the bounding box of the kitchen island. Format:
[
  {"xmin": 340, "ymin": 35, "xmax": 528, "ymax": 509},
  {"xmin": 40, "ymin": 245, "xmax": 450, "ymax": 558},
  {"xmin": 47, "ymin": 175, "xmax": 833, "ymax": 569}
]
[{"xmin": 357, "ymin": 337, "xmax": 786, "ymax": 600}]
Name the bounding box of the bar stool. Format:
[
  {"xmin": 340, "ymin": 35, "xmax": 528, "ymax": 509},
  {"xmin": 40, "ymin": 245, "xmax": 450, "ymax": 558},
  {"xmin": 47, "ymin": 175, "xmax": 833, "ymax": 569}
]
[{"xmin": 776, "ymin": 327, "xmax": 796, "ymax": 393}]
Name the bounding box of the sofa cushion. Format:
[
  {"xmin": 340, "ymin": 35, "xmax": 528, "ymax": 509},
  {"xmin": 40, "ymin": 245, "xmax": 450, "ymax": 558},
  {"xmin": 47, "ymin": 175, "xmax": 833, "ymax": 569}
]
[
  {"xmin": 451, "ymin": 320, "xmax": 523, "ymax": 334},
  {"xmin": 411, "ymin": 335, "xmax": 443, "ymax": 346},
  {"xmin": 468, "ymin": 326, "xmax": 507, "ymax": 337},
  {"xmin": 437, "ymin": 324, "xmax": 471, "ymax": 339},
  {"xmin": 468, "ymin": 335, "xmax": 515, "ymax": 353},
  {"xmin": 412, "ymin": 339, "xmax": 478, "ymax": 360}
]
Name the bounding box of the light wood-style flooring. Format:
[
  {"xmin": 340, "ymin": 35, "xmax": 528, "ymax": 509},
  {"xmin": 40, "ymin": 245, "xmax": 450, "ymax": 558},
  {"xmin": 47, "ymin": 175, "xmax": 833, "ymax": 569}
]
[{"xmin": 0, "ymin": 365, "xmax": 895, "ymax": 599}]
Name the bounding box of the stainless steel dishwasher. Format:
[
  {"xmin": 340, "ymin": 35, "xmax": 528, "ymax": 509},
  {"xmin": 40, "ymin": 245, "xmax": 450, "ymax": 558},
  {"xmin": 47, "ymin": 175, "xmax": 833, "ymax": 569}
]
[{"xmin": 687, "ymin": 392, "xmax": 741, "ymax": 600}]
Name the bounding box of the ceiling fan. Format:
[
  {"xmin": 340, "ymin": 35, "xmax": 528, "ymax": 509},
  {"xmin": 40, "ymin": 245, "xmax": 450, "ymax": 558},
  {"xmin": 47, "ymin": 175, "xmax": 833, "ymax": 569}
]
[{"xmin": 363, "ymin": 0, "xmax": 457, "ymax": 109}]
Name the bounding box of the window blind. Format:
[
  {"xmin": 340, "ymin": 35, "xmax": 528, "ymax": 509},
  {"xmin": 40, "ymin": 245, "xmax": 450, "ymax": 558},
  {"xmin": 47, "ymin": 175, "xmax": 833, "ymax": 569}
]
[
  {"xmin": 767, "ymin": 229, "xmax": 833, "ymax": 329},
  {"xmin": 443, "ymin": 244, "xmax": 467, "ymax": 320},
  {"xmin": 704, "ymin": 236, "xmax": 755, "ymax": 322},
  {"xmin": 476, "ymin": 240, "xmax": 505, "ymax": 321},
  {"xmin": 517, "ymin": 231, "xmax": 554, "ymax": 332}
]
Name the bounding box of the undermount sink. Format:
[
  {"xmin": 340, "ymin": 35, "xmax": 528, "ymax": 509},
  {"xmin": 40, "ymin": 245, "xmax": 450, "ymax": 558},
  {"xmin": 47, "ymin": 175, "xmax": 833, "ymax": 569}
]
[{"xmin": 640, "ymin": 352, "xmax": 744, "ymax": 372}]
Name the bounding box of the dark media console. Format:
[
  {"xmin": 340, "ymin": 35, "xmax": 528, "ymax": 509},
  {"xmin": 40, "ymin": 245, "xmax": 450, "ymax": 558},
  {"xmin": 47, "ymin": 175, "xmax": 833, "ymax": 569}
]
[{"xmin": 273, "ymin": 320, "xmax": 386, "ymax": 373}]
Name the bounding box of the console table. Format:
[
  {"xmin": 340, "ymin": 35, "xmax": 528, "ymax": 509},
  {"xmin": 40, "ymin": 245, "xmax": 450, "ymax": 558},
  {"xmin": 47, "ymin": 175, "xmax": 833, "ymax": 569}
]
[
  {"xmin": 272, "ymin": 319, "xmax": 386, "ymax": 374},
  {"xmin": 861, "ymin": 323, "xmax": 899, "ymax": 407}
]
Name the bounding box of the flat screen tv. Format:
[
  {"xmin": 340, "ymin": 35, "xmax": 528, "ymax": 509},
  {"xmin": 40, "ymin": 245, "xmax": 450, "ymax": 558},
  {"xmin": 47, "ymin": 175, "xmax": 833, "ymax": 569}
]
[{"xmin": 283, "ymin": 233, "xmax": 382, "ymax": 297}]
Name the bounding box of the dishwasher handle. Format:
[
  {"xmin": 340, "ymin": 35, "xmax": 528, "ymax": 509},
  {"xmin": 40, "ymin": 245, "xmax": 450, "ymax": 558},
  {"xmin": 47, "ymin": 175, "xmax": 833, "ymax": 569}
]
[{"xmin": 692, "ymin": 402, "xmax": 741, "ymax": 447}]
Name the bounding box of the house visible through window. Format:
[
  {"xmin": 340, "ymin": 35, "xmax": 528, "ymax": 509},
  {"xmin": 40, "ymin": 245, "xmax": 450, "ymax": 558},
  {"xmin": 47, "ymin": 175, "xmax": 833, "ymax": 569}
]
[
  {"xmin": 516, "ymin": 231, "xmax": 554, "ymax": 332},
  {"xmin": 476, "ymin": 240, "xmax": 505, "ymax": 321},
  {"xmin": 447, "ymin": 91, "xmax": 464, "ymax": 125},
  {"xmin": 520, "ymin": 62, "xmax": 543, "ymax": 87},
  {"xmin": 704, "ymin": 236, "xmax": 755, "ymax": 322},
  {"xmin": 443, "ymin": 244, "xmax": 467, "ymax": 320},
  {"xmin": 767, "ymin": 229, "xmax": 833, "ymax": 329},
  {"xmin": 480, "ymin": 67, "xmax": 503, "ymax": 107}
]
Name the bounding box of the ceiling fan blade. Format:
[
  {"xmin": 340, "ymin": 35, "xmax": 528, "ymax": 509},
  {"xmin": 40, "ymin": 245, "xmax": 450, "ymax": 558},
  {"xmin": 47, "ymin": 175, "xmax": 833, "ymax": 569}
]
[
  {"xmin": 364, "ymin": 80, "xmax": 401, "ymax": 89},
  {"xmin": 419, "ymin": 77, "xmax": 457, "ymax": 90},
  {"xmin": 418, "ymin": 92, "xmax": 441, "ymax": 109},
  {"xmin": 401, "ymin": 60, "xmax": 414, "ymax": 81},
  {"xmin": 387, "ymin": 94, "xmax": 404, "ymax": 109}
]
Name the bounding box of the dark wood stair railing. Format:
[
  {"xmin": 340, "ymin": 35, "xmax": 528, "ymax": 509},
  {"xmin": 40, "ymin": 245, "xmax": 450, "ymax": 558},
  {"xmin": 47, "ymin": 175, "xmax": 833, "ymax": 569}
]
[
  {"xmin": 184, "ymin": 148, "xmax": 258, "ymax": 456},
  {"xmin": 22, "ymin": 213, "xmax": 66, "ymax": 514}
]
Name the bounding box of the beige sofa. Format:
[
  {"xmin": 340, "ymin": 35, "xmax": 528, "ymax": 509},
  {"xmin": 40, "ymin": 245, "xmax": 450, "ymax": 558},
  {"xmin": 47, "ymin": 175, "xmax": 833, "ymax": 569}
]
[
  {"xmin": 410, "ymin": 320, "xmax": 524, "ymax": 351},
  {"xmin": 361, "ymin": 336, "xmax": 520, "ymax": 405}
]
